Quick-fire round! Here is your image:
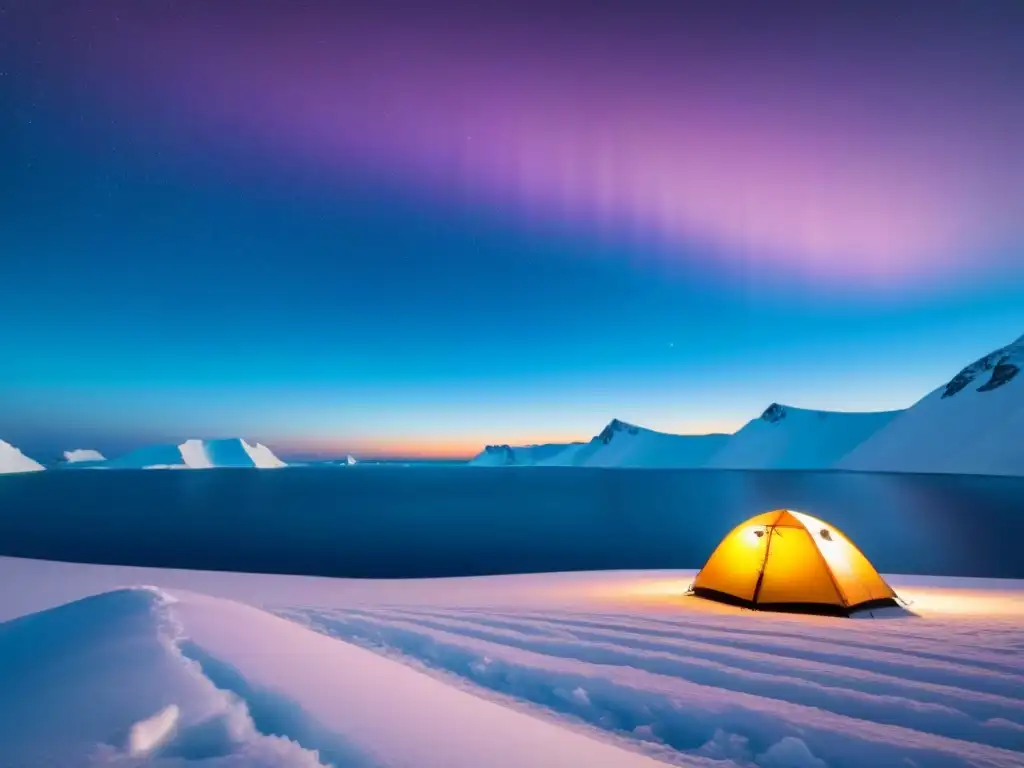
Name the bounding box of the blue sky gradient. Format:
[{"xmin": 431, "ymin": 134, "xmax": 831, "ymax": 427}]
[{"xmin": 2, "ymin": 1, "xmax": 1023, "ymax": 459}]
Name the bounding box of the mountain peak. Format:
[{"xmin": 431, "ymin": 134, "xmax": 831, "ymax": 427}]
[
  {"xmin": 760, "ymin": 403, "xmax": 788, "ymax": 423},
  {"xmin": 941, "ymin": 334, "xmax": 1022, "ymax": 399},
  {"xmin": 597, "ymin": 419, "xmax": 640, "ymax": 444}
]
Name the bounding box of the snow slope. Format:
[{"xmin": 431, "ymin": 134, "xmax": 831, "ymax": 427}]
[
  {"xmin": 107, "ymin": 438, "xmax": 287, "ymax": 470},
  {"xmin": 0, "ymin": 587, "xmax": 331, "ymax": 766},
  {"xmin": 0, "ymin": 439, "xmax": 45, "ymax": 474},
  {"xmin": 63, "ymin": 448, "xmax": 106, "ymax": 463},
  {"xmin": 838, "ymin": 334, "xmax": 1024, "ymax": 476},
  {"xmin": 541, "ymin": 419, "xmax": 731, "ymax": 468},
  {"xmin": 0, "ymin": 584, "xmax": 666, "ymax": 767},
  {"xmin": 469, "ymin": 442, "xmax": 579, "ymax": 466},
  {"xmin": 705, "ymin": 404, "xmax": 901, "ymax": 470},
  {"xmin": 1, "ymin": 556, "xmax": 1022, "ymax": 768}
]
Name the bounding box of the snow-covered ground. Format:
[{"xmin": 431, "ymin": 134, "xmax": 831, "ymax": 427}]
[
  {"xmin": 0, "ymin": 438, "xmax": 45, "ymax": 474},
  {"xmin": 706, "ymin": 404, "xmax": 899, "ymax": 471},
  {"xmin": 106, "ymin": 438, "xmax": 287, "ymax": 470},
  {"xmin": 2, "ymin": 556, "xmax": 1021, "ymax": 767}
]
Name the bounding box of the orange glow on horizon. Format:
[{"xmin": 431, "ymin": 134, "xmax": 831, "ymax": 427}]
[
  {"xmin": 267, "ymin": 418, "xmax": 744, "ymax": 459},
  {"xmin": 268, "ymin": 434, "xmax": 579, "ymax": 460}
]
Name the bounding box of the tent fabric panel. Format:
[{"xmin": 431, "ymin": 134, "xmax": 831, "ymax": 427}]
[
  {"xmin": 692, "ymin": 520, "xmax": 770, "ymax": 602},
  {"xmin": 754, "ymin": 526, "xmax": 845, "ymax": 607},
  {"xmin": 788, "ymin": 510, "xmax": 897, "ymax": 607}
]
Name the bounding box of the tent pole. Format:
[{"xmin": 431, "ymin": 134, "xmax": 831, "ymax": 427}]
[{"xmin": 750, "ymin": 525, "xmax": 775, "ymax": 606}]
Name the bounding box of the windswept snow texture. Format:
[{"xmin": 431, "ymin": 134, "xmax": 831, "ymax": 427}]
[
  {"xmin": 838, "ymin": 334, "xmax": 1024, "ymax": 476},
  {"xmin": 542, "ymin": 419, "xmax": 730, "ymax": 468},
  {"xmin": 469, "ymin": 442, "xmax": 578, "ymax": 466},
  {"xmin": 63, "ymin": 448, "xmax": 107, "ymax": 463},
  {"xmin": 1, "ymin": 559, "xmax": 1022, "ymax": 768},
  {"xmin": 0, "ymin": 439, "xmax": 45, "ymax": 474},
  {"xmin": 0, "ymin": 587, "xmax": 332, "ymax": 767},
  {"xmin": 284, "ymin": 599, "xmax": 1024, "ymax": 768},
  {"xmin": 705, "ymin": 404, "xmax": 901, "ymax": 470},
  {"xmin": 0, "ymin": 587, "xmax": 665, "ymax": 768},
  {"xmin": 107, "ymin": 439, "xmax": 287, "ymax": 470}
]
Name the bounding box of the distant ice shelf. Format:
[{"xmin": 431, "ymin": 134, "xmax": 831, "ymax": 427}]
[{"xmin": 62, "ymin": 448, "xmax": 106, "ymax": 463}]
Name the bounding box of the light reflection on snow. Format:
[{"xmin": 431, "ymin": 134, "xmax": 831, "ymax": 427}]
[{"xmin": 127, "ymin": 704, "xmax": 180, "ymax": 756}]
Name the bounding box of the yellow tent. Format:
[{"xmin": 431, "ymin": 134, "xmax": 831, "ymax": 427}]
[{"xmin": 691, "ymin": 509, "xmax": 898, "ymax": 616}]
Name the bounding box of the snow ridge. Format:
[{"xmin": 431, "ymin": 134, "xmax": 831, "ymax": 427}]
[
  {"xmin": 1, "ymin": 586, "xmax": 668, "ymax": 767},
  {"xmin": 706, "ymin": 404, "xmax": 901, "ymax": 470},
  {"xmin": 940, "ymin": 336, "xmax": 1023, "ymax": 399},
  {"xmin": 0, "ymin": 587, "xmax": 334, "ymax": 766},
  {"xmin": 541, "ymin": 419, "xmax": 730, "ymax": 469},
  {"xmin": 0, "ymin": 439, "xmax": 45, "ymax": 474},
  {"xmin": 837, "ymin": 333, "xmax": 1024, "ymax": 476}
]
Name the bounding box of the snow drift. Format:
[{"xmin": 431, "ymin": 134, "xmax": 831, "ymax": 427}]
[
  {"xmin": 541, "ymin": 419, "xmax": 730, "ymax": 468},
  {"xmin": 0, "ymin": 587, "xmax": 336, "ymax": 766},
  {"xmin": 3, "ymin": 558, "xmax": 1022, "ymax": 768},
  {"xmin": 705, "ymin": 403, "xmax": 901, "ymax": 470},
  {"xmin": 837, "ymin": 334, "xmax": 1024, "ymax": 476},
  {"xmin": 0, "ymin": 586, "xmax": 666, "ymax": 768},
  {"xmin": 107, "ymin": 438, "xmax": 287, "ymax": 470},
  {"xmin": 469, "ymin": 442, "xmax": 579, "ymax": 467},
  {"xmin": 0, "ymin": 439, "xmax": 44, "ymax": 474},
  {"xmin": 63, "ymin": 448, "xmax": 106, "ymax": 463}
]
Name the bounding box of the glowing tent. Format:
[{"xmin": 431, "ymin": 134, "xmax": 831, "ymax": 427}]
[{"xmin": 691, "ymin": 509, "xmax": 899, "ymax": 616}]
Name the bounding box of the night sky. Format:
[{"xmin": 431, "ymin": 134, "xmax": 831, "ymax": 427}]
[{"xmin": 2, "ymin": 0, "xmax": 1023, "ymax": 459}]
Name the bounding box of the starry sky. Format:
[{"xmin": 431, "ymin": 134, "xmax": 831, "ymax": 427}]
[{"xmin": 2, "ymin": 0, "xmax": 1023, "ymax": 460}]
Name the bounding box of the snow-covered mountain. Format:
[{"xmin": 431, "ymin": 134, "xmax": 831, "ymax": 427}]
[
  {"xmin": 705, "ymin": 403, "xmax": 902, "ymax": 470},
  {"xmin": 107, "ymin": 438, "xmax": 287, "ymax": 470},
  {"xmin": 469, "ymin": 442, "xmax": 578, "ymax": 467},
  {"xmin": 0, "ymin": 439, "xmax": 45, "ymax": 474},
  {"xmin": 344, "ymin": 454, "xmax": 358, "ymax": 466},
  {"xmin": 63, "ymin": 449, "xmax": 106, "ymax": 464},
  {"xmin": 837, "ymin": 334, "xmax": 1024, "ymax": 476},
  {"xmin": 541, "ymin": 419, "xmax": 730, "ymax": 468}
]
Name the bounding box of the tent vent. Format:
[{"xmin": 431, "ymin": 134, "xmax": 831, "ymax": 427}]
[{"xmin": 819, "ymin": 529, "xmax": 832, "ymax": 541}]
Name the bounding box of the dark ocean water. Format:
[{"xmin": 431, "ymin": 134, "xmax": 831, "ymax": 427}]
[{"xmin": 0, "ymin": 466, "xmax": 1021, "ymax": 579}]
